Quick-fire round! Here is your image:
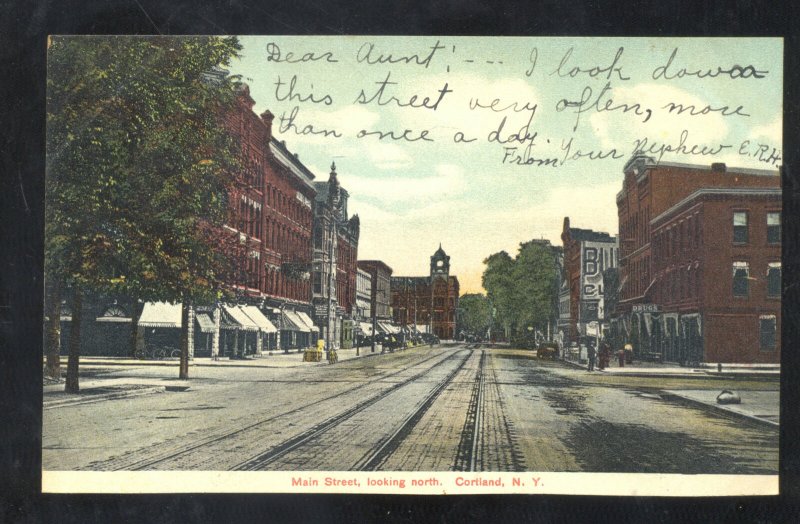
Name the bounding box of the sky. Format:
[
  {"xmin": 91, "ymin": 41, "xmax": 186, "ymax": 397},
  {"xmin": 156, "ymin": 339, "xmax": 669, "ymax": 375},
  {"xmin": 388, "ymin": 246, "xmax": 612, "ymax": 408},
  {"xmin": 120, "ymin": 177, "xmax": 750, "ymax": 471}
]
[{"xmin": 227, "ymin": 37, "xmax": 783, "ymax": 294}]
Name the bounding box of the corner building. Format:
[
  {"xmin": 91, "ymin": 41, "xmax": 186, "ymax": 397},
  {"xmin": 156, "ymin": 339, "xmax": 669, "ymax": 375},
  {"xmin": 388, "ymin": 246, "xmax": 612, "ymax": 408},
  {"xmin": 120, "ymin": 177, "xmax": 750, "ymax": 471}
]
[
  {"xmin": 613, "ymin": 156, "xmax": 780, "ymax": 364},
  {"xmin": 390, "ymin": 245, "xmax": 460, "ymax": 340}
]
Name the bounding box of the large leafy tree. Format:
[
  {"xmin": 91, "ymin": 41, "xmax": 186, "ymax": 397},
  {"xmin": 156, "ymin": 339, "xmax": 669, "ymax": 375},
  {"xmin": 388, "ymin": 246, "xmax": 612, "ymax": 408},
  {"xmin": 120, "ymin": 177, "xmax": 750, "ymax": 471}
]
[
  {"xmin": 458, "ymin": 293, "xmax": 492, "ymax": 338},
  {"xmin": 481, "ymin": 251, "xmax": 515, "ymax": 338},
  {"xmin": 481, "ymin": 242, "xmax": 558, "ymax": 341},
  {"xmin": 46, "ymin": 36, "xmax": 243, "ymax": 390},
  {"xmin": 512, "ymin": 241, "xmax": 558, "ymax": 334}
]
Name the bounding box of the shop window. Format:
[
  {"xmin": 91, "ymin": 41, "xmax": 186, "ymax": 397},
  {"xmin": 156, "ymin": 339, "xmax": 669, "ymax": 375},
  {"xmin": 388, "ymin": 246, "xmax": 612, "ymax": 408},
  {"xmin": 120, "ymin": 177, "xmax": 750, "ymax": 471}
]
[
  {"xmin": 767, "ymin": 262, "xmax": 781, "ymax": 298},
  {"xmin": 759, "ymin": 315, "xmax": 777, "ymax": 351},
  {"xmin": 732, "ymin": 261, "xmax": 749, "ymax": 297},
  {"xmin": 767, "ymin": 212, "xmax": 781, "ymax": 244},
  {"xmin": 733, "ymin": 211, "xmax": 748, "ymax": 243}
]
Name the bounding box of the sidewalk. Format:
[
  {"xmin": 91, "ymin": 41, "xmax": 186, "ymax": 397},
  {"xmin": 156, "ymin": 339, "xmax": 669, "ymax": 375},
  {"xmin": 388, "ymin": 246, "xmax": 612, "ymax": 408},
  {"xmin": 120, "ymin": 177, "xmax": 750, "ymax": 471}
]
[
  {"xmin": 68, "ymin": 345, "xmax": 391, "ymax": 369},
  {"xmin": 43, "ymin": 344, "xmax": 428, "ymax": 408},
  {"xmin": 662, "ymin": 389, "xmax": 779, "ymax": 428},
  {"xmin": 560, "ymin": 357, "xmax": 779, "ymax": 380},
  {"xmin": 558, "ymin": 358, "xmax": 779, "ymax": 428}
]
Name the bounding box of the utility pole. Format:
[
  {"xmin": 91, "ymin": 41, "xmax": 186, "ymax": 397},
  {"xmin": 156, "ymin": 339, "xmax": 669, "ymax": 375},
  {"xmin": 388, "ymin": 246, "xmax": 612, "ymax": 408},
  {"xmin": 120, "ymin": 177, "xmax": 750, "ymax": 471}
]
[{"xmin": 325, "ymin": 162, "xmax": 338, "ymax": 361}]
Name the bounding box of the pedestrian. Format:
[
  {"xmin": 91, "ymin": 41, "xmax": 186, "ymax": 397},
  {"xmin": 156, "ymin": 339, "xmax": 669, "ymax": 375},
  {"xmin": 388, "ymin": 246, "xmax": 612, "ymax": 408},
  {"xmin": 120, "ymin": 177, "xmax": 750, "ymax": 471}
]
[
  {"xmin": 624, "ymin": 343, "xmax": 634, "ymax": 364},
  {"xmin": 617, "ymin": 348, "xmax": 625, "ymax": 367},
  {"xmin": 587, "ymin": 343, "xmax": 596, "ymax": 371},
  {"xmin": 598, "ymin": 342, "xmax": 609, "ymax": 370}
]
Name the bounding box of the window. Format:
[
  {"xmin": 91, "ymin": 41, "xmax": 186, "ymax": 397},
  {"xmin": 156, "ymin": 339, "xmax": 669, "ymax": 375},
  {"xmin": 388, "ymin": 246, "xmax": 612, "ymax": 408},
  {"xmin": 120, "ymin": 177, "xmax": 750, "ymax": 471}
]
[
  {"xmin": 732, "ymin": 261, "xmax": 749, "ymax": 297},
  {"xmin": 759, "ymin": 315, "xmax": 777, "ymax": 351},
  {"xmin": 767, "ymin": 262, "xmax": 781, "ymax": 298},
  {"xmin": 733, "ymin": 211, "xmax": 748, "ymax": 243},
  {"xmin": 767, "ymin": 212, "xmax": 781, "ymax": 244}
]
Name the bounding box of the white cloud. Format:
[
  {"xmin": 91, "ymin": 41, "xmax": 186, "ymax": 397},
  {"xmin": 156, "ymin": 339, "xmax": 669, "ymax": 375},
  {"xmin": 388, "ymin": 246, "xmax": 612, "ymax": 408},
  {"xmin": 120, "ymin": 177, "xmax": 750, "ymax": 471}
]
[
  {"xmin": 365, "ymin": 143, "xmax": 413, "ymax": 170},
  {"xmin": 750, "ymin": 115, "xmax": 782, "ymax": 146},
  {"xmin": 589, "ymin": 83, "xmax": 730, "ymax": 155},
  {"xmin": 341, "ymin": 163, "xmax": 467, "ymax": 204}
]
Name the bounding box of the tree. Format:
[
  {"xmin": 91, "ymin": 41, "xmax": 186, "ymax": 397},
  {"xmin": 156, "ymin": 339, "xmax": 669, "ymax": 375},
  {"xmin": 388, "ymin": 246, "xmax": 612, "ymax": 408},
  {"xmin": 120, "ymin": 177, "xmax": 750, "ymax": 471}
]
[
  {"xmin": 481, "ymin": 251, "xmax": 515, "ymax": 338},
  {"xmin": 481, "ymin": 241, "xmax": 559, "ymax": 342},
  {"xmin": 511, "ymin": 241, "xmax": 558, "ymax": 336},
  {"xmin": 46, "ymin": 36, "xmax": 244, "ymax": 390},
  {"xmin": 458, "ymin": 293, "xmax": 492, "ymax": 338}
]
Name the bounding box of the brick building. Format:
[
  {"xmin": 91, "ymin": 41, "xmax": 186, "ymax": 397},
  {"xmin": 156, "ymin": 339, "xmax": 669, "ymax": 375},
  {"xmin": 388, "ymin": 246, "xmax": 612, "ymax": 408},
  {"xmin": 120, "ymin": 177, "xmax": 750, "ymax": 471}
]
[
  {"xmin": 559, "ymin": 219, "xmax": 618, "ymax": 349},
  {"xmin": 390, "ymin": 245, "xmax": 460, "ymax": 340},
  {"xmin": 613, "ymin": 155, "xmax": 780, "ymax": 364},
  {"xmin": 358, "ymin": 260, "xmax": 394, "ymax": 326},
  {"xmin": 217, "ymin": 82, "xmax": 318, "ymax": 353},
  {"xmin": 312, "ymin": 163, "xmax": 360, "ymax": 349}
]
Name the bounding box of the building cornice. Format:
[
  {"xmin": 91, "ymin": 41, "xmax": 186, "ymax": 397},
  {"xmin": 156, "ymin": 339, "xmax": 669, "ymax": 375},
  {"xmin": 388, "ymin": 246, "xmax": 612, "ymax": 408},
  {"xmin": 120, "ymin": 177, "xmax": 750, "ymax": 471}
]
[{"xmin": 651, "ymin": 188, "xmax": 782, "ymax": 226}]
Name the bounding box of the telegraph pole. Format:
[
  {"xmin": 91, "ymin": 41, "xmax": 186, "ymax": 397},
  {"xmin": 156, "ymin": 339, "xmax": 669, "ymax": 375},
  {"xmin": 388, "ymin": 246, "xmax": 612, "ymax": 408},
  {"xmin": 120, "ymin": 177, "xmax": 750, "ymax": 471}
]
[{"xmin": 325, "ymin": 162, "xmax": 338, "ymax": 361}]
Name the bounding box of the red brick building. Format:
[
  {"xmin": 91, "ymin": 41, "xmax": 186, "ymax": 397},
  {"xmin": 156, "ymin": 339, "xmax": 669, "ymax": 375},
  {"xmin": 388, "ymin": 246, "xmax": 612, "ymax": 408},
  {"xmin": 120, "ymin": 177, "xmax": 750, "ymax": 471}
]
[
  {"xmin": 391, "ymin": 245, "xmax": 460, "ymax": 340},
  {"xmin": 613, "ymin": 156, "xmax": 780, "ymax": 364},
  {"xmin": 650, "ymin": 188, "xmax": 781, "ymax": 364},
  {"xmin": 220, "ymin": 83, "xmax": 318, "ymax": 351}
]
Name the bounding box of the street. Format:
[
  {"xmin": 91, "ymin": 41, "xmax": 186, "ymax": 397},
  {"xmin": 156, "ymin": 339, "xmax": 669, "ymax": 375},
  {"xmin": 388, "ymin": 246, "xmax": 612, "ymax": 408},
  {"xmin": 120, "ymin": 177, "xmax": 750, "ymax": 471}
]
[{"xmin": 43, "ymin": 344, "xmax": 778, "ymax": 474}]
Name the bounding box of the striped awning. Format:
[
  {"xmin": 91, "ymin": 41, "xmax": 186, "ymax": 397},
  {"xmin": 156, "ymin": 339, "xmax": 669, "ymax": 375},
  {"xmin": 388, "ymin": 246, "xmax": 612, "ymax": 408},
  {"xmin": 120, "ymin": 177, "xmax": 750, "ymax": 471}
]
[
  {"xmin": 296, "ymin": 312, "xmax": 319, "ymax": 333},
  {"xmin": 281, "ymin": 311, "xmax": 305, "ymax": 331},
  {"xmin": 138, "ymin": 302, "xmax": 182, "ymax": 328},
  {"xmin": 223, "ymin": 305, "xmax": 259, "ymax": 331},
  {"xmin": 195, "ymin": 313, "xmax": 216, "ymax": 333},
  {"xmin": 240, "ymin": 305, "xmax": 278, "ymax": 333}
]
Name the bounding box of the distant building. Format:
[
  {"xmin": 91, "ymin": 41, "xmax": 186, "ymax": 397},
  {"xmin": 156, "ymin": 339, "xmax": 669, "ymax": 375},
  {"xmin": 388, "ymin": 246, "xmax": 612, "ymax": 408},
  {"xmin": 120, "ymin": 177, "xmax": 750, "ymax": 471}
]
[
  {"xmin": 613, "ymin": 156, "xmax": 780, "ymax": 364},
  {"xmin": 560, "ymin": 218, "xmax": 619, "ymax": 348},
  {"xmin": 358, "ymin": 260, "xmax": 394, "ymax": 323},
  {"xmin": 356, "ymin": 268, "xmax": 372, "ymax": 321},
  {"xmin": 390, "ymin": 245, "xmax": 460, "ymax": 340},
  {"xmin": 312, "ymin": 163, "xmax": 360, "ymax": 349}
]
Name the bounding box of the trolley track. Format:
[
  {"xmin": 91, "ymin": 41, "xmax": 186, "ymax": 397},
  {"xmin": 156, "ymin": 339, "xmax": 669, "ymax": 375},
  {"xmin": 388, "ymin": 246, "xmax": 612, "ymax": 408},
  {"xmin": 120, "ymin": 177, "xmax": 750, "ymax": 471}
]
[
  {"xmin": 455, "ymin": 350, "xmax": 525, "ymax": 471},
  {"xmin": 233, "ymin": 349, "xmax": 473, "ymax": 471},
  {"xmin": 87, "ymin": 348, "xmax": 461, "ymax": 471}
]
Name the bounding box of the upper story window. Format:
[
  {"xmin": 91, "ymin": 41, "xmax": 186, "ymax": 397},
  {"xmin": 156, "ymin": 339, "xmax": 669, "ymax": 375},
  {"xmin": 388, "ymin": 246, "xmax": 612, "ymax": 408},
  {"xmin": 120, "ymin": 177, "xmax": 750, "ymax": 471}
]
[
  {"xmin": 732, "ymin": 261, "xmax": 749, "ymax": 297},
  {"xmin": 767, "ymin": 262, "xmax": 781, "ymax": 298},
  {"xmin": 733, "ymin": 211, "xmax": 748, "ymax": 243},
  {"xmin": 767, "ymin": 212, "xmax": 781, "ymax": 244}
]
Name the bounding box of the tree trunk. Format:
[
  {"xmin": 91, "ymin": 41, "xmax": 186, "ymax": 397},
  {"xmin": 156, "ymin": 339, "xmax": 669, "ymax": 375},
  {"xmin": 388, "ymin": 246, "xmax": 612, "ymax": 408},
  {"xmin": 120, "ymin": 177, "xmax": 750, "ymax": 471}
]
[
  {"xmin": 44, "ymin": 279, "xmax": 62, "ymax": 380},
  {"xmin": 129, "ymin": 301, "xmax": 145, "ymax": 358},
  {"xmin": 65, "ymin": 288, "xmax": 82, "ymax": 393},
  {"xmin": 179, "ymin": 302, "xmax": 189, "ymax": 379}
]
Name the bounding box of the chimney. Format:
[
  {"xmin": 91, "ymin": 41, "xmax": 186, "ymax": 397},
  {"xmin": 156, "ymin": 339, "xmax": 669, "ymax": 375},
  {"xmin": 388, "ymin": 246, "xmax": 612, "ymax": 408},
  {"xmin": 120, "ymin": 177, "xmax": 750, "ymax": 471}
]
[
  {"xmin": 260, "ymin": 110, "xmax": 274, "ymax": 144},
  {"xmin": 711, "ymin": 162, "xmax": 727, "ymax": 173}
]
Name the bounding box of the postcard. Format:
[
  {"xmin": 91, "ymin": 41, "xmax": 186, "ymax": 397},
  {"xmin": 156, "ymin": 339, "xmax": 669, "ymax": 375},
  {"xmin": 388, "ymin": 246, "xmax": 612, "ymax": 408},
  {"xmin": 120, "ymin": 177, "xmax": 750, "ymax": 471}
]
[{"xmin": 42, "ymin": 35, "xmax": 781, "ymax": 496}]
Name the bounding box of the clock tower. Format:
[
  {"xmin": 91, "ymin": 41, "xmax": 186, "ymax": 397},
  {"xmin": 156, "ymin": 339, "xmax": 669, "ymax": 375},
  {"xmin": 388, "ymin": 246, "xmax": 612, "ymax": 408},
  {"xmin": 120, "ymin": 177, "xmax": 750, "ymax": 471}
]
[{"xmin": 430, "ymin": 244, "xmax": 450, "ymax": 280}]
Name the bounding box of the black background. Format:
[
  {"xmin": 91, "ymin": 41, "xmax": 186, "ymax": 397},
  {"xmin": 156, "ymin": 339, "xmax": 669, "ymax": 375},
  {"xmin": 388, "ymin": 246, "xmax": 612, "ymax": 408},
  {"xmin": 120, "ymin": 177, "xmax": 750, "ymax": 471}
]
[{"xmin": 1, "ymin": 1, "xmax": 798, "ymax": 522}]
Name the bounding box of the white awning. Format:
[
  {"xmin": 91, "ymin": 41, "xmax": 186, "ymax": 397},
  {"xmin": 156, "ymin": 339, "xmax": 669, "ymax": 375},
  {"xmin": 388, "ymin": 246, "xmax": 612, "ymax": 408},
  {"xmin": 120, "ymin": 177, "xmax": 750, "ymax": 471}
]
[
  {"xmin": 224, "ymin": 305, "xmax": 260, "ymax": 331},
  {"xmin": 285, "ymin": 310, "xmax": 311, "ymax": 333},
  {"xmin": 138, "ymin": 302, "xmax": 182, "ymax": 328},
  {"xmin": 195, "ymin": 313, "xmax": 216, "ymax": 333},
  {"xmin": 359, "ymin": 322, "xmax": 374, "ymax": 335},
  {"xmin": 296, "ymin": 312, "xmax": 319, "ymax": 332},
  {"xmin": 240, "ymin": 305, "xmax": 277, "ymax": 333},
  {"xmin": 378, "ymin": 322, "xmax": 400, "ymax": 334}
]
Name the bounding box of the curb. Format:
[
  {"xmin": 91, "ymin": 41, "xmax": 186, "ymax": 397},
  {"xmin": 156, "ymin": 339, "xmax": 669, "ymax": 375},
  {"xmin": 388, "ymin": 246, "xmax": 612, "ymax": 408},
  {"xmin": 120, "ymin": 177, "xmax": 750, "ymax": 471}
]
[
  {"xmin": 43, "ymin": 386, "xmax": 166, "ymax": 409},
  {"xmin": 659, "ymin": 392, "xmax": 779, "ymax": 430}
]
